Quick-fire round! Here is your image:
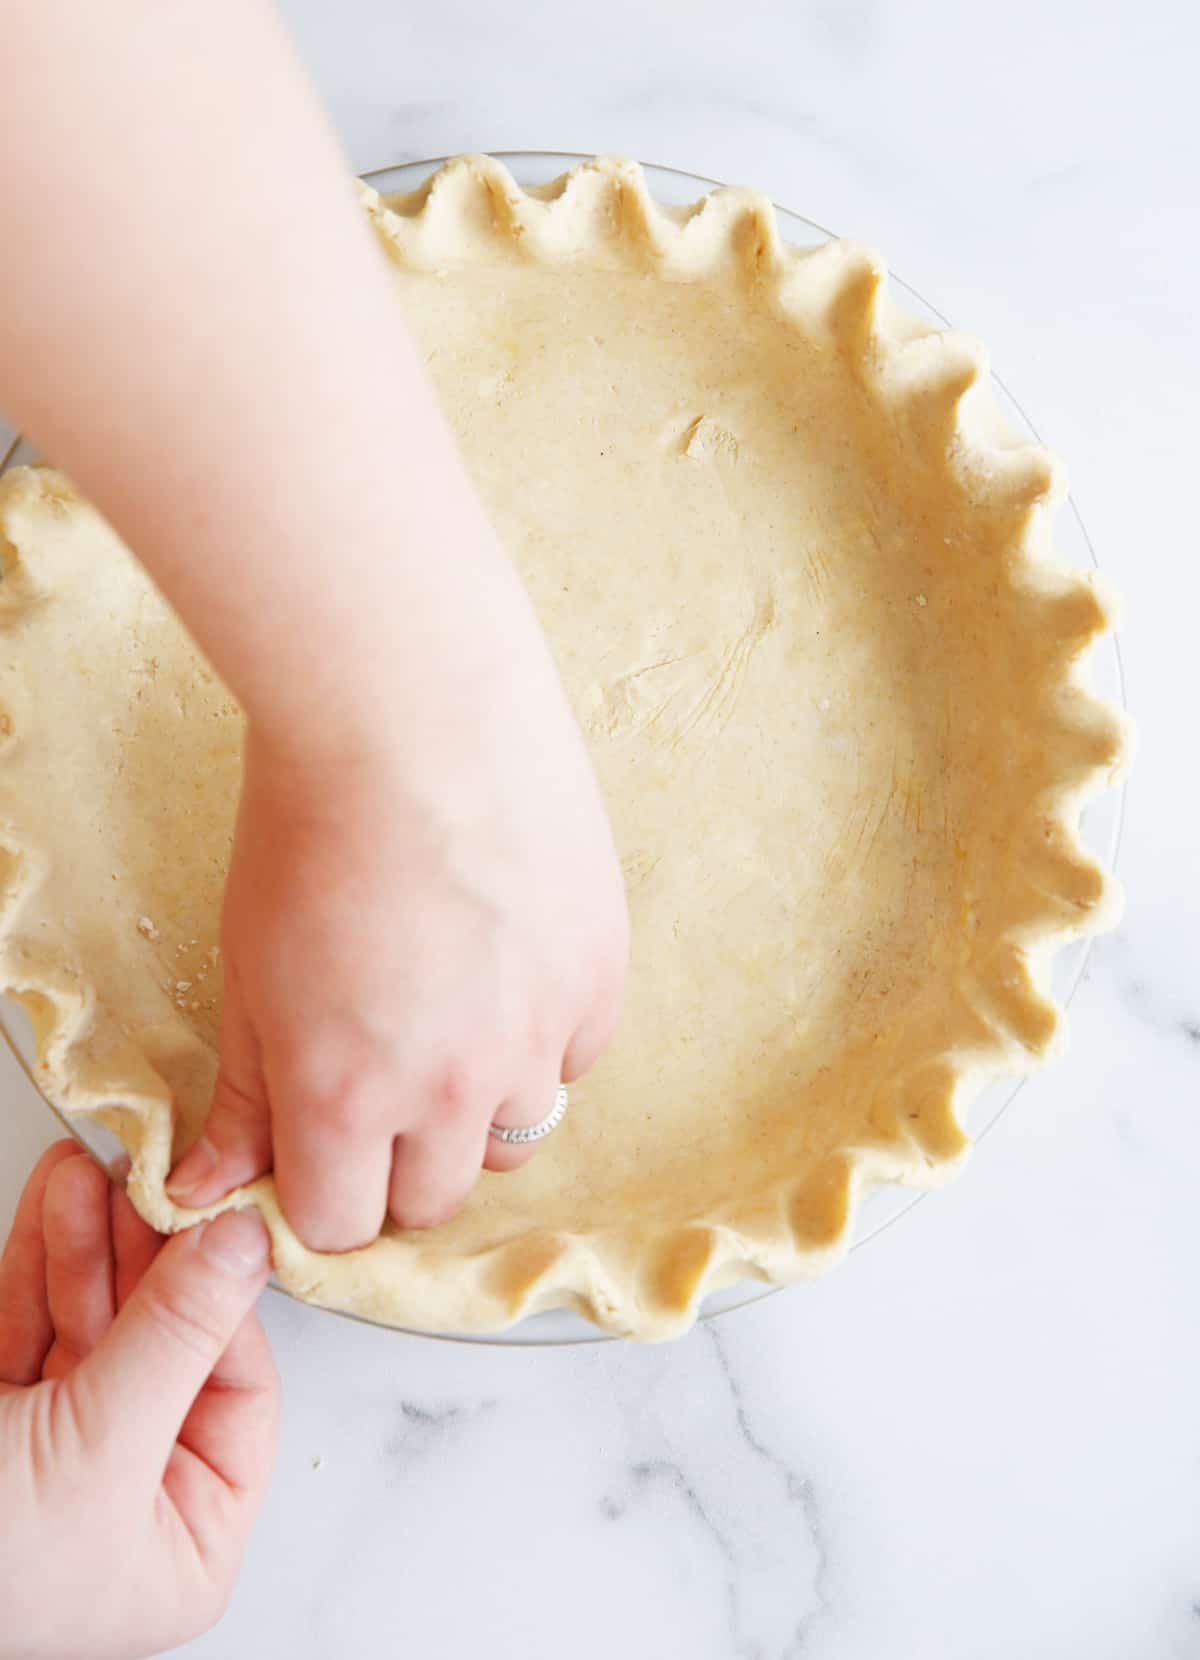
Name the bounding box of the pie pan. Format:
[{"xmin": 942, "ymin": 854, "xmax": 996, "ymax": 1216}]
[{"xmin": 0, "ymin": 152, "xmax": 1128, "ymax": 1344}]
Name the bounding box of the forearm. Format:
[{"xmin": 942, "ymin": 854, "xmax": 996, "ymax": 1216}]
[{"xmin": 0, "ymin": 0, "xmax": 510, "ymax": 749}]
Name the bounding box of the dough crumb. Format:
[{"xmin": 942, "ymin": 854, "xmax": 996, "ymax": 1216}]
[
  {"xmin": 915, "ymin": 593, "xmax": 928, "ymax": 607},
  {"xmin": 136, "ymin": 916, "xmax": 159, "ymax": 941},
  {"xmin": 682, "ymin": 414, "xmax": 739, "ymax": 462}
]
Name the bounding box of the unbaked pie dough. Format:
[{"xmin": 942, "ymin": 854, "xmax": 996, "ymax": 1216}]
[{"xmin": 0, "ymin": 156, "xmax": 1128, "ymax": 1338}]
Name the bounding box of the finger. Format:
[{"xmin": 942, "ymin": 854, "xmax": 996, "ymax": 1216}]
[
  {"xmin": 562, "ymin": 997, "xmax": 621, "ymax": 1085},
  {"xmin": 110, "ymin": 1183, "xmax": 164, "ymax": 1312},
  {"xmin": 0, "ymin": 1140, "xmax": 79, "ymax": 1386},
  {"xmin": 41, "ymin": 1152, "xmax": 116, "ymax": 1379},
  {"xmin": 166, "ymin": 966, "xmax": 271, "ymax": 1208},
  {"xmin": 69, "ymin": 1208, "xmax": 271, "ymax": 1467},
  {"xmin": 387, "ymin": 1110, "xmax": 491, "ymax": 1230},
  {"xmin": 272, "ymin": 1103, "xmax": 391, "ymax": 1253},
  {"xmin": 482, "ymin": 1064, "xmax": 564, "ymax": 1175},
  {"xmin": 165, "ymin": 1304, "xmax": 279, "ymax": 1562},
  {"xmin": 172, "ymin": 1304, "xmax": 279, "ymax": 1516}
]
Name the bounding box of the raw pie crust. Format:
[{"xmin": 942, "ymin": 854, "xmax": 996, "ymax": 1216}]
[{"xmin": 0, "ymin": 157, "xmax": 1128, "ymax": 1339}]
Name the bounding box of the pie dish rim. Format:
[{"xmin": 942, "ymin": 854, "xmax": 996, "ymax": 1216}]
[{"xmin": 0, "ymin": 150, "xmax": 1131, "ymax": 1344}]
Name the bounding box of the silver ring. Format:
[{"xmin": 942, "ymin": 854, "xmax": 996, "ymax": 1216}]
[{"xmin": 488, "ymin": 1085, "xmax": 568, "ymax": 1146}]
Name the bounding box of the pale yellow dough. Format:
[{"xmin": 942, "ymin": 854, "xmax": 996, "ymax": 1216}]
[{"xmin": 0, "ymin": 157, "xmax": 1128, "ymax": 1338}]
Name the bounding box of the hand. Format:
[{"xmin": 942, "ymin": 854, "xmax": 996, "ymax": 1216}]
[
  {"xmin": 0, "ymin": 1142, "xmax": 279, "ymax": 1660},
  {"xmin": 166, "ymin": 565, "xmax": 629, "ymax": 1250}
]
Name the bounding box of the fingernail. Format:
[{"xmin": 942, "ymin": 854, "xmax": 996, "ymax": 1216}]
[
  {"xmin": 166, "ymin": 1135, "xmax": 217, "ymax": 1200},
  {"xmin": 199, "ymin": 1209, "xmax": 271, "ymax": 1277}
]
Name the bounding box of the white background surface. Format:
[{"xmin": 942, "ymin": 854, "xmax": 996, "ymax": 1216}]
[{"xmin": 2, "ymin": 2, "xmax": 1198, "ymax": 1654}]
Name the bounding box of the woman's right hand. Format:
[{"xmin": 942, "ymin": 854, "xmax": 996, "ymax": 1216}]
[{"xmin": 167, "ymin": 570, "xmax": 629, "ymax": 1250}]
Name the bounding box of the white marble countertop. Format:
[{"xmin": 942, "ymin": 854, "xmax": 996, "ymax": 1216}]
[{"xmin": 3, "ymin": 1, "xmax": 1199, "ymax": 1654}]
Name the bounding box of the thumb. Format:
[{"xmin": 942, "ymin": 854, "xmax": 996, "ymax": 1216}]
[
  {"xmin": 70, "ymin": 1209, "xmax": 271, "ymax": 1462},
  {"xmin": 167, "ymin": 964, "xmax": 271, "ymax": 1207}
]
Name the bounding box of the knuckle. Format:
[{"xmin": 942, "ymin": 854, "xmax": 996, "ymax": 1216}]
[
  {"xmin": 514, "ymin": 1005, "xmax": 558, "ymax": 1070},
  {"xmin": 287, "ymin": 1072, "xmax": 389, "ymax": 1138},
  {"xmin": 428, "ymin": 1058, "xmax": 482, "ymax": 1122},
  {"xmin": 593, "ymin": 991, "xmax": 624, "ymax": 1050},
  {"xmin": 390, "ymin": 1201, "xmax": 443, "ymax": 1232},
  {"xmin": 210, "ymin": 1067, "xmax": 268, "ymax": 1128},
  {"xmin": 487, "ymin": 1140, "xmax": 537, "ymax": 1174},
  {"xmin": 593, "ymin": 946, "xmax": 629, "ymax": 1027},
  {"xmin": 596, "ymin": 923, "xmax": 631, "ymax": 996},
  {"xmin": 390, "ymin": 1185, "xmax": 472, "ymax": 1232}
]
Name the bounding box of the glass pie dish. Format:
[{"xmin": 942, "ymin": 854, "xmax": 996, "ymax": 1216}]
[{"xmin": 0, "ymin": 151, "xmax": 1127, "ymax": 1345}]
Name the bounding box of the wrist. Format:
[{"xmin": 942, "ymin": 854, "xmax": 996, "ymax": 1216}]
[
  {"xmin": 240, "ymin": 534, "xmax": 565, "ymax": 787},
  {"xmin": 241, "ymin": 617, "xmax": 550, "ymax": 813}
]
